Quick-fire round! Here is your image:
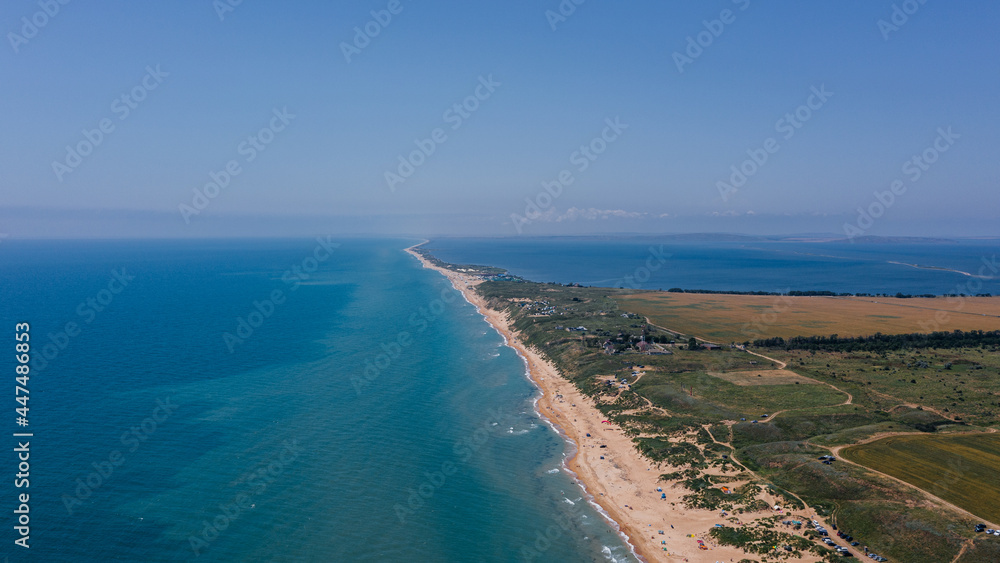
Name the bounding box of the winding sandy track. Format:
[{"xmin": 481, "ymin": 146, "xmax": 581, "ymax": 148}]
[
  {"xmin": 641, "ymin": 318, "xmax": 719, "ymax": 347},
  {"xmin": 738, "ymin": 347, "xmax": 787, "ymax": 369},
  {"xmin": 950, "ymin": 539, "xmax": 974, "ymax": 563},
  {"xmin": 699, "ymin": 423, "xmax": 871, "ymax": 559},
  {"xmin": 825, "ymin": 434, "xmax": 1000, "ymax": 531}
]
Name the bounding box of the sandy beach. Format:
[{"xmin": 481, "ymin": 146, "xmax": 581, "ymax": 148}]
[{"xmin": 405, "ymin": 244, "xmax": 821, "ymax": 563}]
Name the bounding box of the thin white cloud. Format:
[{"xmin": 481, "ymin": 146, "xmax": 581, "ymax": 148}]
[{"xmin": 545, "ymin": 207, "xmax": 646, "ymax": 222}]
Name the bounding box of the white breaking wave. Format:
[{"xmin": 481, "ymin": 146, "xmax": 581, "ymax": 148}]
[{"xmin": 601, "ymin": 545, "xmax": 628, "ymax": 562}]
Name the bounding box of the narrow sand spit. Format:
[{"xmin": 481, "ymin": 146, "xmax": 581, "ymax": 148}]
[{"xmin": 406, "ymin": 245, "xmax": 820, "ymax": 562}]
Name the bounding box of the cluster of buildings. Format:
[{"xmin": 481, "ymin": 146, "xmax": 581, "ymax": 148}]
[
  {"xmin": 601, "ymin": 336, "xmax": 674, "ymax": 356},
  {"xmin": 479, "ymin": 273, "xmax": 524, "ymax": 282},
  {"xmin": 521, "ymin": 300, "xmax": 556, "ymax": 315}
]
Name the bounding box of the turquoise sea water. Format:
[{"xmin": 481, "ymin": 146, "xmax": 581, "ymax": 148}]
[{"xmin": 0, "ymin": 239, "xmax": 637, "ymax": 562}]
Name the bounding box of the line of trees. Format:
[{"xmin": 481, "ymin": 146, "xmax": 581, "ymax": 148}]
[
  {"xmin": 665, "ymin": 288, "xmax": 971, "ymax": 298},
  {"xmin": 667, "ymin": 288, "xmax": 845, "ymax": 296},
  {"xmin": 753, "ymin": 330, "xmax": 1000, "ymax": 352}
]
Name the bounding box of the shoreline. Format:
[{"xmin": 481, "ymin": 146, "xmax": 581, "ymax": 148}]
[
  {"xmin": 404, "ymin": 242, "xmax": 805, "ymax": 563},
  {"xmin": 404, "ymin": 243, "xmax": 652, "ymax": 562}
]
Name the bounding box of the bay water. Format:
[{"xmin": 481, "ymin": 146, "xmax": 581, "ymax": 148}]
[{"xmin": 426, "ymin": 237, "xmax": 1000, "ymax": 296}]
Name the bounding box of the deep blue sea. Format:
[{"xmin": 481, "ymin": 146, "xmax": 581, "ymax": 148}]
[
  {"xmin": 0, "ymin": 239, "xmax": 637, "ymax": 563},
  {"xmin": 427, "ymin": 237, "xmax": 1000, "ymax": 296}
]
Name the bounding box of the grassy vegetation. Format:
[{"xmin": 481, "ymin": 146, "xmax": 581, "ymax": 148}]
[
  {"xmin": 684, "ymin": 483, "xmax": 770, "ymax": 513},
  {"xmin": 957, "ymin": 539, "xmax": 1000, "ymax": 563},
  {"xmin": 709, "ymin": 522, "xmax": 818, "ymax": 560},
  {"xmin": 841, "ymin": 433, "xmax": 1000, "ymax": 524},
  {"xmin": 835, "ymin": 502, "xmax": 971, "ymax": 563},
  {"xmin": 424, "ymin": 257, "xmax": 1000, "ymax": 563},
  {"xmin": 770, "ymin": 348, "xmax": 1000, "ymax": 429},
  {"xmin": 635, "ymin": 371, "xmax": 845, "ymax": 419}
]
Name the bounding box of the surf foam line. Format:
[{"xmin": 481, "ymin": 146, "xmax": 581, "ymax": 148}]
[
  {"xmin": 436, "ymin": 291, "xmax": 642, "ymax": 557},
  {"xmin": 491, "ymin": 316, "xmax": 644, "ymax": 563},
  {"xmin": 512, "ymin": 348, "xmax": 647, "ymax": 563}
]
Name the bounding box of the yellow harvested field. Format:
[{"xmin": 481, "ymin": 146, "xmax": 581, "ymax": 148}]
[
  {"xmin": 707, "ymin": 369, "xmax": 819, "ymax": 386},
  {"xmin": 617, "ymin": 293, "xmax": 1000, "ymax": 342}
]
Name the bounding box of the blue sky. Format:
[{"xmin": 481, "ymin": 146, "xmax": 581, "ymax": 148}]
[{"xmin": 1, "ymin": 0, "xmax": 998, "ymax": 237}]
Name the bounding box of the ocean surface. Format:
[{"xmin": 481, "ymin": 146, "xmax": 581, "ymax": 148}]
[
  {"xmin": 427, "ymin": 237, "xmax": 1000, "ymax": 296},
  {"xmin": 0, "ymin": 239, "xmax": 637, "ymax": 563}
]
